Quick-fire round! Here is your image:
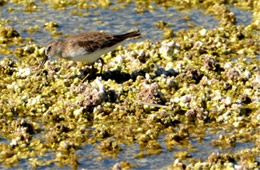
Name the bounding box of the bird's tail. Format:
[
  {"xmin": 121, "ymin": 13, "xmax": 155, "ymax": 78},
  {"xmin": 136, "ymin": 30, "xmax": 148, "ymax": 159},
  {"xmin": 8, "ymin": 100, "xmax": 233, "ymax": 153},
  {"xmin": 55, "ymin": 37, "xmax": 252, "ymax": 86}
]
[{"xmin": 115, "ymin": 30, "xmax": 141, "ymax": 39}]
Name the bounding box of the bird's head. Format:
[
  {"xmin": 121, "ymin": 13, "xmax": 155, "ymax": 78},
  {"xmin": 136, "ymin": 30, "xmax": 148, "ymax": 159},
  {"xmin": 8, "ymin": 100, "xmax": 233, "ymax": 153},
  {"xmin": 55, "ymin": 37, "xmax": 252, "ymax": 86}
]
[{"xmin": 40, "ymin": 39, "xmax": 63, "ymax": 68}]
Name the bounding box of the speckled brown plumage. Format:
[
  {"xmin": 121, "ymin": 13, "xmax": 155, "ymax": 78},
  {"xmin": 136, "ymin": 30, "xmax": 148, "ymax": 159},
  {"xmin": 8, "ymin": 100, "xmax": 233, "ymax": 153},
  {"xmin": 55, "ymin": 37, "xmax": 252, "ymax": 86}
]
[
  {"xmin": 43, "ymin": 30, "xmax": 140, "ymax": 63},
  {"xmin": 42, "ymin": 30, "xmax": 140, "ymax": 76},
  {"xmin": 62, "ymin": 31, "xmax": 140, "ymax": 57}
]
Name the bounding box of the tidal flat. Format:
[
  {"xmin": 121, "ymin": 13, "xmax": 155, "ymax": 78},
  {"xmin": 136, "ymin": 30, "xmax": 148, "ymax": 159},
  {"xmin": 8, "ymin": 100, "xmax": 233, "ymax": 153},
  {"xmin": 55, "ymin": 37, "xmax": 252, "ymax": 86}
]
[{"xmin": 0, "ymin": 0, "xmax": 259, "ymax": 169}]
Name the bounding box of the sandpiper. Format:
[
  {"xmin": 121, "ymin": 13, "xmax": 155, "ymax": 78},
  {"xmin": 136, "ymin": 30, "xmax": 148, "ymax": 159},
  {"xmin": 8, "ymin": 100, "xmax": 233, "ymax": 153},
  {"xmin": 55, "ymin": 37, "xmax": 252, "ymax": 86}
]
[{"xmin": 41, "ymin": 30, "xmax": 141, "ymax": 82}]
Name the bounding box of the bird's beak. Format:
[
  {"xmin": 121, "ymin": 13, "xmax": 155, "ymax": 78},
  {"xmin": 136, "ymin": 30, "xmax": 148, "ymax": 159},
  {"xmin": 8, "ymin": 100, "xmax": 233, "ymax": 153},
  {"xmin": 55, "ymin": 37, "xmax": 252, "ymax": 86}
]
[{"xmin": 40, "ymin": 55, "xmax": 48, "ymax": 68}]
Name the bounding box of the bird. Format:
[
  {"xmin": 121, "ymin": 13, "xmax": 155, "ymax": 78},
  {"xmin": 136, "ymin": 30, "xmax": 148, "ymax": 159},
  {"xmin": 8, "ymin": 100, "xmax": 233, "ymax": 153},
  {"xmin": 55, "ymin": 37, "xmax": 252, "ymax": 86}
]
[{"xmin": 41, "ymin": 30, "xmax": 141, "ymax": 83}]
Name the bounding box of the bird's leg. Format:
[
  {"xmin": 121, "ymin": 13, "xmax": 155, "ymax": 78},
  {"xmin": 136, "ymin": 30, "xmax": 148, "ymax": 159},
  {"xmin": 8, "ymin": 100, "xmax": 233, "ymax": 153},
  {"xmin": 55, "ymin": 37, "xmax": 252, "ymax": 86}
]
[
  {"xmin": 80, "ymin": 58, "xmax": 104, "ymax": 84},
  {"xmin": 99, "ymin": 58, "xmax": 104, "ymax": 75},
  {"xmin": 80, "ymin": 64, "xmax": 95, "ymax": 84}
]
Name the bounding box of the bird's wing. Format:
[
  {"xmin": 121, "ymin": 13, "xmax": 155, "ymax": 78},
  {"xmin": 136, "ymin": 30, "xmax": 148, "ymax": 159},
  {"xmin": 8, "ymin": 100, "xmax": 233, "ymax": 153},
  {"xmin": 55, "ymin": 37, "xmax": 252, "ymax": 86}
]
[{"xmin": 75, "ymin": 32, "xmax": 127, "ymax": 51}]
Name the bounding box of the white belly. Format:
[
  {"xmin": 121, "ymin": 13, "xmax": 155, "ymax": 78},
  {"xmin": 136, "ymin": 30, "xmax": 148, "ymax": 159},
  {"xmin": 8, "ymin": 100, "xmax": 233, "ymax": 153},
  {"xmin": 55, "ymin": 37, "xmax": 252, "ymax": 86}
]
[{"xmin": 70, "ymin": 44, "xmax": 120, "ymax": 64}]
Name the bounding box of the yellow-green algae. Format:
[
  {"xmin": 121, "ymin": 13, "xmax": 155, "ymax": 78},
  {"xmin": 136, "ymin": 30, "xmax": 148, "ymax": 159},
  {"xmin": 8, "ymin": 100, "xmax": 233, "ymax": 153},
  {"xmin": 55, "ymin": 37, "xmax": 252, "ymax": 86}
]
[{"xmin": 0, "ymin": 0, "xmax": 259, "ymax": 169}]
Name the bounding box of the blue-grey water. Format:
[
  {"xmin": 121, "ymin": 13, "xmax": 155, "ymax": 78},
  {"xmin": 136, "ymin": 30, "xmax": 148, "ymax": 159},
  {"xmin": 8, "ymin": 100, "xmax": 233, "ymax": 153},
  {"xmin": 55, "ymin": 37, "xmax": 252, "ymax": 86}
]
[{"xmin": 0, "ymin": 1, "xmax": 254, "ymax": 169}]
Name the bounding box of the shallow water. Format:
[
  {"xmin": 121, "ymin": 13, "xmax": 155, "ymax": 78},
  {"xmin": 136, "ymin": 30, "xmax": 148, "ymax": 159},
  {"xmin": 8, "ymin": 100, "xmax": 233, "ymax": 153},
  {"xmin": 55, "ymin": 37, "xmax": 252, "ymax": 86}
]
[
  {"xmin": 1, "ymin": 129, "xmax": 256, "ymax": 170},
  {"xmin": 1, "ymin": 2, "xmax": 252, "ymax": 44},
  {"xmin": 0, "ymin": 1, "xmax": 256, "ymax": 169},
  {"xmin": 1, "ymin": 2, "xmax": 215, "ymax": 43}
]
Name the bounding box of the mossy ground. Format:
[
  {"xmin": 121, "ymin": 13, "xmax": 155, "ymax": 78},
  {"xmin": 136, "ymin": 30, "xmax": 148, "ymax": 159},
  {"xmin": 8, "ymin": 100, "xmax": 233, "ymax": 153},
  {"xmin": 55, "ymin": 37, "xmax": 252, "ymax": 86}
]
[{"xmin": 0, "ymin": 0, "xmax": 259, "ymax": 169}]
